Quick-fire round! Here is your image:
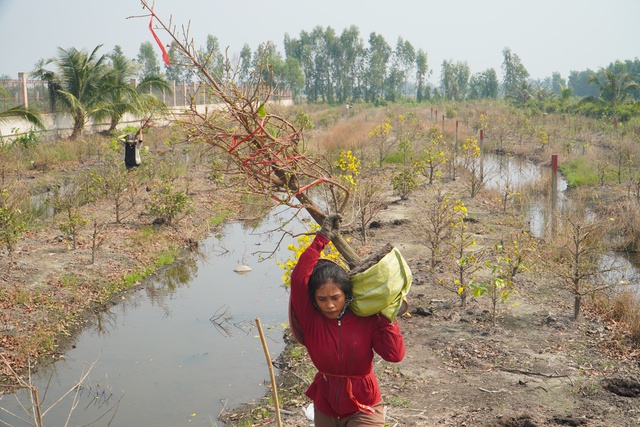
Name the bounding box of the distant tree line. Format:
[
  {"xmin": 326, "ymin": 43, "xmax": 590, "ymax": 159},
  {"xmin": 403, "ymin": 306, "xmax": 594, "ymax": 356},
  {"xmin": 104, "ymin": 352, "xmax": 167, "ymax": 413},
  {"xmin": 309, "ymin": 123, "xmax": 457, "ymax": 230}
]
[
  {"xmin": 3, "ymin": 24, "xmax": 639, "ymax": 134},
  {"xmin": 139, "ymin": 26, "xmax": 639, "ymax": 119}
]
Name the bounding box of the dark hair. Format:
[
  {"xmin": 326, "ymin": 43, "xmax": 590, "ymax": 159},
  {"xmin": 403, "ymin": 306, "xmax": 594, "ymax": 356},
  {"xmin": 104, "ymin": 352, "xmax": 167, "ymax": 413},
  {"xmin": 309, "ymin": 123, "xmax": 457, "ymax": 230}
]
[{"xmin": 307, "ymin": 261, "xmax": 352, "ymax": 304}]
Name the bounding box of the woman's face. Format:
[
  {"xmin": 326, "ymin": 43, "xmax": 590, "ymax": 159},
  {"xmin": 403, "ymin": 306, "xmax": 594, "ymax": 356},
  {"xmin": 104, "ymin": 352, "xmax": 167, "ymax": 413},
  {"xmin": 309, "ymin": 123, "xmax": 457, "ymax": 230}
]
[{"xmin": 314, "ymin": 280, "xmax": 346, "ymax": 320}]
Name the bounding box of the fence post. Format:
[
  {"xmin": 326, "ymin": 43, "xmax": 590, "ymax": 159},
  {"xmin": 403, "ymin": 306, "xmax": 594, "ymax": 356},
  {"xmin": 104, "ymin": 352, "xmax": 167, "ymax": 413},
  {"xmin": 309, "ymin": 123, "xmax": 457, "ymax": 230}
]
[
  {"xmin": 453, "ymin": 120, "xmax": 459, "ymax": 180},
  {"xmin": 172, "ymin": 81, "xmax": 177, "ymax": 107},
  {"xmin": 551, "ymin": 154, "xmax": 558, "ymax": 235},
  {"xmin": 479, "ymin": 129, "xmax": 484, "ymax": 182},
  {"xmin": 19, "ymin": 72, "xmax": 28, "ymax": 109}
]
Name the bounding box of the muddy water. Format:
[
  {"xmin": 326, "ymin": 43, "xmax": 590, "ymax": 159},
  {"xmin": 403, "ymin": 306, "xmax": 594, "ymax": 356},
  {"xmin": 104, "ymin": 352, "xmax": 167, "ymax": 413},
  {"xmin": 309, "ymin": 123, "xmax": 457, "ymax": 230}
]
[
  {"xmin": 482, "ymin": 153, "xmax": 568, "ymax": 238},
  {"xmin": 1, "ymin": 213, "xmax": 297, "ymax": 426},
  {"xmin": 482, "ymin": 154, "xmax": 640, "ymax": 287}
]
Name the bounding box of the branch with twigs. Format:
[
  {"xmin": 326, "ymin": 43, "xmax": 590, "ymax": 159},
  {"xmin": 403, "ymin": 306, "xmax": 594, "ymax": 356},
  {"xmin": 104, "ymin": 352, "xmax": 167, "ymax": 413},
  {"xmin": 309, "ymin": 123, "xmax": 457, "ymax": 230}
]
[{"xmin": 136, "ymin": 0, "xmax": 363, "ymax": 266}]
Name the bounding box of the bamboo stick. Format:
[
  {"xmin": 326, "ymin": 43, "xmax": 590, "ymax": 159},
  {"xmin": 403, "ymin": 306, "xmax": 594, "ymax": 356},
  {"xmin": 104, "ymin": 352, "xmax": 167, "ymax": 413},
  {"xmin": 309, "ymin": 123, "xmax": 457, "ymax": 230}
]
[{"xmin": 255, "ymin": 317, "xmax": 282, "ymax": 427}]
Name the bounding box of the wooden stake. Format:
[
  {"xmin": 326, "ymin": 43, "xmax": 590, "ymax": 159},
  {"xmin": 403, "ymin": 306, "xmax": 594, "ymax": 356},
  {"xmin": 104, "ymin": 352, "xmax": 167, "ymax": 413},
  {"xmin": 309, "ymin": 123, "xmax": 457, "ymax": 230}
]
[{"xmin": 255, "ymin": 317, "xmax": 282, "ymax": 427}]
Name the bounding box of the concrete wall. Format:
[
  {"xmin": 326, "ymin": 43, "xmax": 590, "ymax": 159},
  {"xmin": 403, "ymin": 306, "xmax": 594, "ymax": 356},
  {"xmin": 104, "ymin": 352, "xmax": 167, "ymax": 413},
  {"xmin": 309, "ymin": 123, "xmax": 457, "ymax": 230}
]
[{"xmin": 0, "ymin": 99, "xmax": 293, "ymax": 142}]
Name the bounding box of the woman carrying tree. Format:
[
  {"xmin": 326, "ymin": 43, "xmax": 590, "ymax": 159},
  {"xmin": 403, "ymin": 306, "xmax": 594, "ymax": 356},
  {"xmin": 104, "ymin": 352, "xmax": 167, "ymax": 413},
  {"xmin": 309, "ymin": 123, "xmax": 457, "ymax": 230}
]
[
  {"xmin": 289, "ymin": 213, "xmax": 406, "ymax": 427},
  {"xmin": 117, "ymin": 128, "xmax": 144, "ymax": 170}
]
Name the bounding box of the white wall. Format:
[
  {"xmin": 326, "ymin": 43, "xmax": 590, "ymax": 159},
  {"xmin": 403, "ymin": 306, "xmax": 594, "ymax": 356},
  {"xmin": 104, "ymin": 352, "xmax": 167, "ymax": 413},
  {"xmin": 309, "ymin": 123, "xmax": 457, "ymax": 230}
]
[{"xmin": 0, "ymin": 99, "xmax": 293, "ymax": 142}]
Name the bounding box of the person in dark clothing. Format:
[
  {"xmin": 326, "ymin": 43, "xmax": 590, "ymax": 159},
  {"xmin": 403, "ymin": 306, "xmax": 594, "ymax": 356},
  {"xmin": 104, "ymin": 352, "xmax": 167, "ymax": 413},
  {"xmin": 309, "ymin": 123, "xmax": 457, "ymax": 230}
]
[
  {"xmin": 117, "ymin": 129, "xmax": 143, "ymax": 169},
  {"xmin": 289, "ymin": 213, "xmax": 406, "ymax": 427}
]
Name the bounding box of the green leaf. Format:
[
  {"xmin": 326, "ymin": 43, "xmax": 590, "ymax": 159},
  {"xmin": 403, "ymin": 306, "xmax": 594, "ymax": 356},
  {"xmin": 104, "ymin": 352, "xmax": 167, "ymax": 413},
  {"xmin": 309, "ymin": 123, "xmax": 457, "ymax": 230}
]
[{"xmin": 470, "ymin": 283, "xmax": 486, "ymax": 298}]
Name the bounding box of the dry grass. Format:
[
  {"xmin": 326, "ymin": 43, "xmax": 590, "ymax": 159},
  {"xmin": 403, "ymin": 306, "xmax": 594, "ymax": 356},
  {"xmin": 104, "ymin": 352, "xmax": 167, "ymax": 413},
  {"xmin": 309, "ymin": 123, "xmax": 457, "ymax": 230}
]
[
  {"xmin": 590, "ymin": 290, "xmax": 640, "ymax": 346},
  {"xmin": 308, "ymin": 109, "xmax": 385, "ymax": 153}
]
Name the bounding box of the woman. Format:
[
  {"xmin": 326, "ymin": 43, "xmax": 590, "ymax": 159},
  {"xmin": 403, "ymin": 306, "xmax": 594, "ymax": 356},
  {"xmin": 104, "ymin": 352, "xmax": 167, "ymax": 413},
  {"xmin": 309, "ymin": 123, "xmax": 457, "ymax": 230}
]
[
  {"xmin": 290, "ymin": 214, "xmax": 405, "ymax": 426},
  {"xmin": 117, "ymin": 129, "xmax": 144, "ymax": 170}
]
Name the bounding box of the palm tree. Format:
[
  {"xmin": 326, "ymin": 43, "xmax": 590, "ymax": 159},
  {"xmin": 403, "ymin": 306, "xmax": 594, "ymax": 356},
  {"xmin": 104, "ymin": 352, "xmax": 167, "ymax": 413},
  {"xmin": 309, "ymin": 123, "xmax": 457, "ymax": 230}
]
[
  {"xmin": 0, "ymin": 86, "xmax": 44, "ymax": 129},
  {"xmin": 32, "ymin": 45, "xmax": 111, "ymax": 139},
  {"xmin": 94, "ymin": 48, "xmax": 170, "ymax": 132},
  {"xmin": 510, "ymin": 80, "xmax": 534, "ymax": 105},
  {"xmin": 587, "ymin": 68, "xmax": 639, "ymax": 109}
]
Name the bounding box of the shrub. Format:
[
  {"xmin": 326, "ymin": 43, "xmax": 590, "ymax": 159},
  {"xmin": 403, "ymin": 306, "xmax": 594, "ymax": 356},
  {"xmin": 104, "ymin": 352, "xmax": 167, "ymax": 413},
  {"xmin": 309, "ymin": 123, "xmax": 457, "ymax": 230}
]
[
  {"xmin": 391, "ymin": 168, "xmax": 418, "ymax": 200},
  {"xmin": 147, "ymin": 182, "xmax": 193, "ymax": 225}
]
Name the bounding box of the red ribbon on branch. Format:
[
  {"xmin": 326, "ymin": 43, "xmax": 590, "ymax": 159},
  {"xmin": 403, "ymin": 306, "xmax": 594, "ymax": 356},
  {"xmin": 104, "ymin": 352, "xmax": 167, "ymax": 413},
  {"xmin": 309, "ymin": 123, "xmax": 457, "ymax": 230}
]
[{"xmin": 148, "ymin": 7, "xmax": 171, "ymax": 66}]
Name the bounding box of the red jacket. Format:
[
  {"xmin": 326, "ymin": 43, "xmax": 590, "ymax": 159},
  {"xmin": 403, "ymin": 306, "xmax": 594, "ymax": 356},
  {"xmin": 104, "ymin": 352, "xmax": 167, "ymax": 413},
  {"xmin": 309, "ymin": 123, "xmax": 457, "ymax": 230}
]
[{"xmin": 290, "ymin": 234, "xmax": 405, "ymax": 418}]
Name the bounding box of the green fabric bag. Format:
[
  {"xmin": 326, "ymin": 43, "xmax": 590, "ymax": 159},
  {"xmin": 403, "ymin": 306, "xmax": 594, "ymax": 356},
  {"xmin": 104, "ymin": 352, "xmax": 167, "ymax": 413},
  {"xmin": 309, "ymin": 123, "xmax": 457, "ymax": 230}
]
[{"xmin": 349, "ymin": 246, "xmax": 412, "ymax": 322}]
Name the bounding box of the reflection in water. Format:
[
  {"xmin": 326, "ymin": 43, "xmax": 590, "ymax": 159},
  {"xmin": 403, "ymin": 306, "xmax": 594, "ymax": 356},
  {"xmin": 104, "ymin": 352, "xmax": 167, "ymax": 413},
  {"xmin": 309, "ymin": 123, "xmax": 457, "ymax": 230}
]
[
  {"xmin": 1, "ymin": 213, "xmax": 296, "ymax": 427},
  {"xmin": 210, "ymin": 304, "xmax": 235, "ymax": 337},
  {"xmin": 483, "ymin": 154, "xmax": 568, "ymax": 239},
  {"xmin": 600, "ymin": 251, "xmax": 640, "ymax": 288},
  {"xmin": 483, "ymin": 153, "xmax": 640, "ymax": 292}
]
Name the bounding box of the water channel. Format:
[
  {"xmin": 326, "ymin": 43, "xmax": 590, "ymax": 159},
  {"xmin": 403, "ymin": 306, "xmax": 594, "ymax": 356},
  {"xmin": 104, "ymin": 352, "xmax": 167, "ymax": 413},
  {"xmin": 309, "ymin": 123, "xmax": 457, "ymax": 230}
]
[
  {"xmin": 1, "ymin": 211, "xmax": 298, "ymax": 427},
  {"xmin": 483, "ymin": 153, "xmax": 640, "ymax": 286}
]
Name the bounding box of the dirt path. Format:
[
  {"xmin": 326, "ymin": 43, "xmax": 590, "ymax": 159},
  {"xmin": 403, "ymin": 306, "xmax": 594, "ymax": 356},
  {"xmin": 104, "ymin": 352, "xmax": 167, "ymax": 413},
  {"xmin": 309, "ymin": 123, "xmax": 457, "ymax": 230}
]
[{"xmin": 222, "ymin": 187, "xmax": 640, "ymax": 427}]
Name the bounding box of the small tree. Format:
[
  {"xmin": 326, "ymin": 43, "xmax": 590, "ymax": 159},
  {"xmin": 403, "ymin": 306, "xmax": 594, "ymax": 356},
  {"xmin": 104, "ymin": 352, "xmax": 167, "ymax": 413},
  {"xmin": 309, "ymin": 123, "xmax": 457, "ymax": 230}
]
[
  {"xmin": 391, "ymin": 168, "xmax": 417, "ymax": 200},
  {"xmin": 554, "ymin": 213, "xmax": 612, "ymax": 320},
  {"xmin": 459, "ymin": 136, "xmax": 485, "ymax": 198},
  {"xmin": 369, "ymin": 120, "xmax": 393, "ymax": 167},
  {"xmin": 146, "ymin": 181, "xmax": 193, "ymax": 225},
  {"xmin": 90, "ymin": 219, "xmax": 106, "ymax": 264},
  {"xmin": 415, "ymin": 126, "xmax": 449, "ymax": 185},
  {"xmin": 444, "ymin": 200, "xmax": 481, "ymax": 308},
  {"xmin": 497, "ymin": 174, "xmax": 520, "ymax": 215},
  {"xmin": 99, "ymin": 157, "xmax": 132, "ymax": 223},
  {"xmin": 471, "ymin": 237, "xmax": 530, "ymax": 326},
  {"xmin": 354, "ymin": 175, "xmax": 387, "ymax": 244},
  {"xmin": 393, "ymin": 112, "xmax": 421, "ymax": 165},
  {"xmin": 415, "ymin": 187, "xmax": 454, "ymax": 268},
  {"xmin": 49, "ymin": 184, "xmax": 89, "ymax": 250},
  {"xmin": 0, "ymin": 189, "xmax": 25, "ymax": 262}
]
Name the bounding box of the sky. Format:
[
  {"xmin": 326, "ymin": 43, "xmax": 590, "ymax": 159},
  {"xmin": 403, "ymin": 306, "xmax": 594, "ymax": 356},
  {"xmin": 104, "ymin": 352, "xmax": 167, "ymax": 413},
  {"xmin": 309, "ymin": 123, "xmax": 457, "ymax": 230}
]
[{"xmin": 0, "ymin": 0, "xmax": 638, "ymax": 84}]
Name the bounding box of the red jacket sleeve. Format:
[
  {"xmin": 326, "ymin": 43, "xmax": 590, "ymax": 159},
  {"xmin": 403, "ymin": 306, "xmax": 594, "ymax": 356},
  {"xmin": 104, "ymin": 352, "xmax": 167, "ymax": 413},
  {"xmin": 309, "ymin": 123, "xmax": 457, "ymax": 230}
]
[
  {"xmin": 372, "ymin": 315, "xmax": 405, "ymax": 363},
  {"xmin": 290, "ymin": 234, "xmax": 329, "ymax": 333}
]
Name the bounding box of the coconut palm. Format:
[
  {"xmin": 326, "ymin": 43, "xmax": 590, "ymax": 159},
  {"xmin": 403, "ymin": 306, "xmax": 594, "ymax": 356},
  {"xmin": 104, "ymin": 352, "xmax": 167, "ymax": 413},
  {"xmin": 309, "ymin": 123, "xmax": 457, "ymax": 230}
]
[
  {"xmin": 95, "ymin": 48, "xmax": 171, "ymax": 132},
  {"xmin": 0, "ymin": 86, "xmax": 44, "ymax": 129},
  {"xmin": 587, "ymin": 68, "xmax": 639, "ymax": 109},
  {"xmin": 32, "ymin": 45, "xmax": 111, "ymax": 139}
]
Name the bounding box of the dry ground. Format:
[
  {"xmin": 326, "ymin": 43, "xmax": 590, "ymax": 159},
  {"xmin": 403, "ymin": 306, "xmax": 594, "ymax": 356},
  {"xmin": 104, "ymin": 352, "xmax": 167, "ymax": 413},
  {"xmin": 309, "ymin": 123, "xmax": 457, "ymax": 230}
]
[
  {"xmin": 221, "ymin": 184, "xmax": 640, "ymax": 427},
  {"xmin": 2, "ymin": 133, "xmax": 640, "ymax": 427}
]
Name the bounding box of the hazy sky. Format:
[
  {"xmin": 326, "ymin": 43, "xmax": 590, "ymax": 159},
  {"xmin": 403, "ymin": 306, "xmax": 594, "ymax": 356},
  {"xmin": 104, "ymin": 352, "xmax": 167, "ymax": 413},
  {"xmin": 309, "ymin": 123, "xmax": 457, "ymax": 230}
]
[{"xmin": 1, "ymin": 0, "xmax": 638, "ymax": 83}]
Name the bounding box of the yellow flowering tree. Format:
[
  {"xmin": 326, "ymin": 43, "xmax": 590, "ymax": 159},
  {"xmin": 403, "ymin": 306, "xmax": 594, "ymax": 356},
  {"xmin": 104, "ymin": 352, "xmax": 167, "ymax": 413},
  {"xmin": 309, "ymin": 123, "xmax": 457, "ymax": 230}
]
[
  {"xmin": 336, "ymin": 150, "xmax": 360, "ymax": 188},
  {"xmin": 470, "ymin": 237, "xmax": 530, "ymax": 326},
  {"xmin": 277, "ymin": 222, "xmax": 347, "ymax": 288},
  {"xmin": 334, "ymin": 150, "xmax": 385, "ymax": 244},
  {"xmin": 537, "ymin": 129, "xmax": 549, "ymax": 149},
  {"xmin": 459, "ymin": 136, "xmax": 484, "ymax": 198},
  {"xmin": 415, "ymin": 126, "xmax": 449, "ymax": 185},
  {"xmin": 440, "ymin": 200, "xmax": 481, "ymax": 308},
  {"xmin": 414, "ymin": 188, "xmax": 454, "ymax": 268},
  {"xmin": 369, "ymin": 121, "xmax": 393, "ymax": 167}
]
